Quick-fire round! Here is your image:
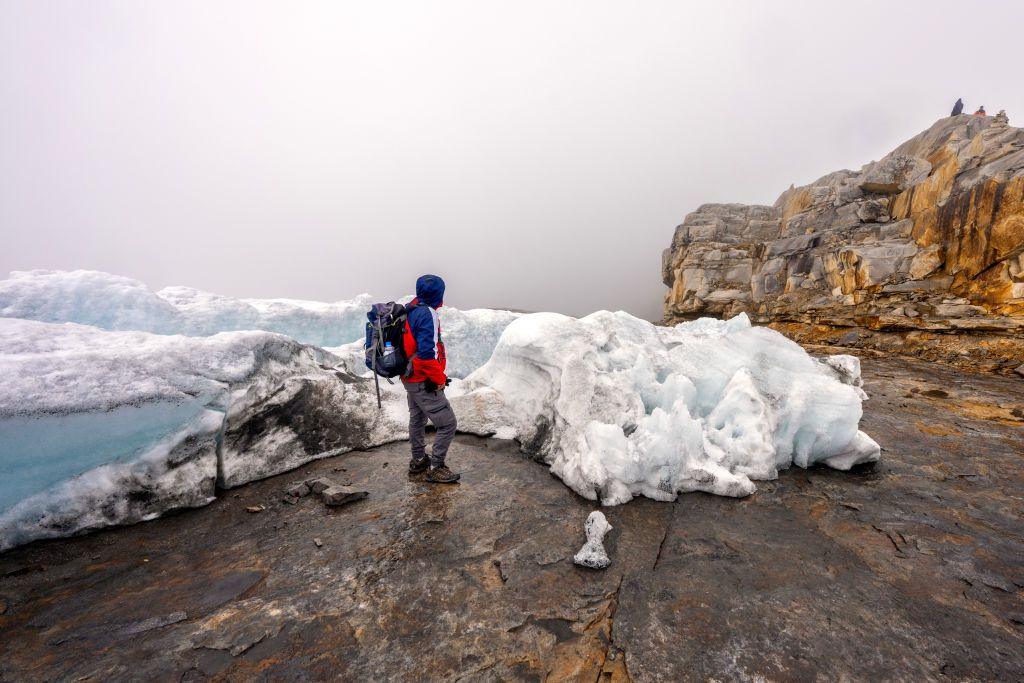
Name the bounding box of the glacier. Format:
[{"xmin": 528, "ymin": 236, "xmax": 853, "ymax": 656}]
[
  {"xmin": 322, "ymin": 307, "xmax": 522, "ymax": 381},
  {"xmin": 0, "ymin": 269, "xmax": 880, "ymax": 551},
  {"xmin": 449, "ymin": 310, "xmax": 880, "ymax": 505},
  {"xmin": 0, "ymin": 269, "xmax": 374, "ymax": 346},
  {"xmin": 0, "ymin": 318, "xmax": 405, "ymax": 551},
  {"xmin": 0, "ymin": 270, "xmax": 519, "ymax": 550},
  {"xmin": 0, "ymin": 269, "xmax": 521, "ymax": 378}
]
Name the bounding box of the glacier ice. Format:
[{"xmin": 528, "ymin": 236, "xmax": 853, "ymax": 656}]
[
  {"xmin": 573, "ymin": 511, "xmax": 612, "ymax": 569},
  {"xmin": 0, "ymin": 269, "xmax": 374, "ymax": 347},
  {"xmin": 323, "ymin": 307, "xmax": 522, "ymax": 381},
  {"xmin": 818, "ymin": 354, "xmax": 867, "ymax": 398},
  {"xmin": 0, "ymin": 270, "xmax": 521, "ymax": 378},
  {"xmin": 0, "ymin": 271, "xmax": 521, "ymax": 550},
  {"xmin": 0, "ymin": 269, "xmax": 881, "ymax": 551},
  {"xmin": 435, "ymin": 307, "xmax": 521, "ymax": 379},
  {"xmin": 0, "ymin": 318, "xmax": 405, "ymax": 551},
  {"xmin": 450, "ymin": 310, "xmax": 880, "ymax": 505}
]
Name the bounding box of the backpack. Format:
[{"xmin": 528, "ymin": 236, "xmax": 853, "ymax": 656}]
[{"xmin": 364, "ymin": 302, "xmax": 411, "ymax": 407}]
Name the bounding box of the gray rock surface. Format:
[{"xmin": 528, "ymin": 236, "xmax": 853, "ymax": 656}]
[
  {"xmin": 319, "ymin": 486, "xmax": 368, "ymax": 507},
  {"xmin": 304, "ymin": 477, "xmax": 336, "ymax": 495}
]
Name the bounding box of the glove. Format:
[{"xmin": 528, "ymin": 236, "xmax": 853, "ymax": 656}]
[
  {"xmin": 444, "ymin": 378, "xmax": 452, "ymax": 387},
  {"xmin": 424, "ymin": 379, "xmax": 439, "ymax": 392}
]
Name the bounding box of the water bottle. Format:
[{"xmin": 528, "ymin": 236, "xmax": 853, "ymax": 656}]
[{"xmin": 383, "ymin": 341, "xmax": 395, "ymax": 358}]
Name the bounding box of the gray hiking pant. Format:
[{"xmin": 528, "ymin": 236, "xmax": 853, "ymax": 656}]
[{"xmin": 404, "ymin": 381, "xmax": 457, "ymax": 468}]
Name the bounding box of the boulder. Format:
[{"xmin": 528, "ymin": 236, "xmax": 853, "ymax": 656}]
[
  {"xmin": 933, "ymin": 302, "xmax": 986, "ymax": 318},
  {"xmin": 856, "ymin": 198, "xmax": 891, "ymax": 222},
  {"xmin": 305, "ymin": 477, "xmax": 336, "ymax": 495},
  {"xmin": 320, "ymin": 486, "xmax": 369, "ymax": 507},
  {"xmin": 286, "ymin": 482, "xmax": 311, "ymax": 498},
  {"xmin": 859, "ymin": 155, "xmax": 932, "ymax": 194}
]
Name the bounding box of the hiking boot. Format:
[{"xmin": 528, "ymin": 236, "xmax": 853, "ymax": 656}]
[
  {"xmin": 425, "ymin": 465, "xmax": 461, "ymax": 484},
  {"xmin": 408, "ymin": 457, "xmax": 429, "ymax": 474}
]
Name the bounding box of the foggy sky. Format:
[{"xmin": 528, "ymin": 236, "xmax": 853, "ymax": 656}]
[{"xmin": 2, "ymin": 1, "xmax": 1022, "ymax": 320}]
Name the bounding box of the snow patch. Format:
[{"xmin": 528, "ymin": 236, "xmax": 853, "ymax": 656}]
[{"xmin": 437, "ymin": 307, "xmax": 521, "ymax": 379}]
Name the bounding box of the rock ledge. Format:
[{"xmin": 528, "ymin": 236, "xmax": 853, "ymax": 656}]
[{"xmin": 663, "ymin": 115, "xmax": 1024, "ymax": 371}]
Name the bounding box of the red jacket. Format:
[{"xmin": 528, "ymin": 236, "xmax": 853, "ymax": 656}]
[{"xmin": 402, "ymin": 298, "xmax": 447, "ymax": 385}]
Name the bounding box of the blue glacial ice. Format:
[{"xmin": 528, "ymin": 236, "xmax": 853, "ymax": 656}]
[
  {"xmin": 0, "ymin": 318, "xmax": 405, "ymax": 551},
  {"xmin": 0, "ymin": 401, "xmax": 210, "ymax": 513}
]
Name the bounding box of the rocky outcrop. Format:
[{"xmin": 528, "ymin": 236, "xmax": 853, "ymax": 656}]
[{"xmin": 663, "ymin": 115, "xmax": 1024, "ymax": 371}]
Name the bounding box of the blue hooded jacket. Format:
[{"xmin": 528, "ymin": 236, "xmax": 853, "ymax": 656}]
[{"xmin": 403, "ymin": 274, "xmax": 447, "ymax": 384}]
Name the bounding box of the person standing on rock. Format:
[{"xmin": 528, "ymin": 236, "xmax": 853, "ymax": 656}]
[
  {"xmin": 974, "ymin": 105, "xmax": 986, "ymax": 116},
  {"xmin": 402, "ymin": 274, "xmax": 460, "ymax": 484},
  {"xmin": 950, "ymin": 98, "xmax": 963, "ymax": 116}
]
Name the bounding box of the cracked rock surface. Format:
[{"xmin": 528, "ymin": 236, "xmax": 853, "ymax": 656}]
[{"xmin": 1, "ymin": 357, "xmax": 1022, "ymax": 681}]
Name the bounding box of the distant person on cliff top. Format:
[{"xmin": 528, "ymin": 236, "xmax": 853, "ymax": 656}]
[
  {"xmin": 950, "ymin": 98, "xmax": 963, "ymax": 116},
  {"xmin": 974, "ymin": 105, "xmax": 986, "ymax": 116},
  {"xmin": 402, "ymin": 274, "xmax": 460, "ymax": 484}
]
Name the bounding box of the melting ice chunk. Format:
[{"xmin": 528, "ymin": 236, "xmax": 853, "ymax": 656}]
[{"xmin": 451, "ymin": 310, "xmax": 881, "ymax": 505}]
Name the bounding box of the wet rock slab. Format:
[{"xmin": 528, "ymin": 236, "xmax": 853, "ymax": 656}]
[{"xmin": 1, "ymin": 357, "xmax": 1022, "ymax": 681}]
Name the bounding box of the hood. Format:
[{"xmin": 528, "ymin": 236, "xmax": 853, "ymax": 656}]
[{"xmin": 415, "ymin": 274, "xmax": 445, "ymax": 308}]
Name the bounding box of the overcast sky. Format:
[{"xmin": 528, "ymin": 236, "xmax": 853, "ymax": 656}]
[{"xmin": 2, "ymin": 1, "xmax": 1022, "ymax": 319}]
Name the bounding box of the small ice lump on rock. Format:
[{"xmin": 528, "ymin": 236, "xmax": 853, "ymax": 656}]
[{"xmin": 573, "ymin": 511, "xmax": 613, "ymax": 569}]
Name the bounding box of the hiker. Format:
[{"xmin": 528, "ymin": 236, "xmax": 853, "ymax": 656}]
[
  {"xmin": 950, "ymin": 98, "xmax": 963, "ymax": 116},
  {"xmin": 402, "ymin": 274, "xmax": 460, "ymax": 484},
  {"xmin": 974, "ymin": 105, "xmax": 986, "ymax": 116}
]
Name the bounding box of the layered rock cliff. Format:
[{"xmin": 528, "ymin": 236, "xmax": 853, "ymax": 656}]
[{"xmin": 662, "ymin": 113, "xmax": 1024, "ymax": 371}]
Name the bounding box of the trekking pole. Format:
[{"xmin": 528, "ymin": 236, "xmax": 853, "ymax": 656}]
[
  {"xmin": 372, "ymin": 318, "xmax": 383, "ymax": 409},
  {"xmin": 372, "ymin": 361, "xmax": 381, "ymax": 409}
]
